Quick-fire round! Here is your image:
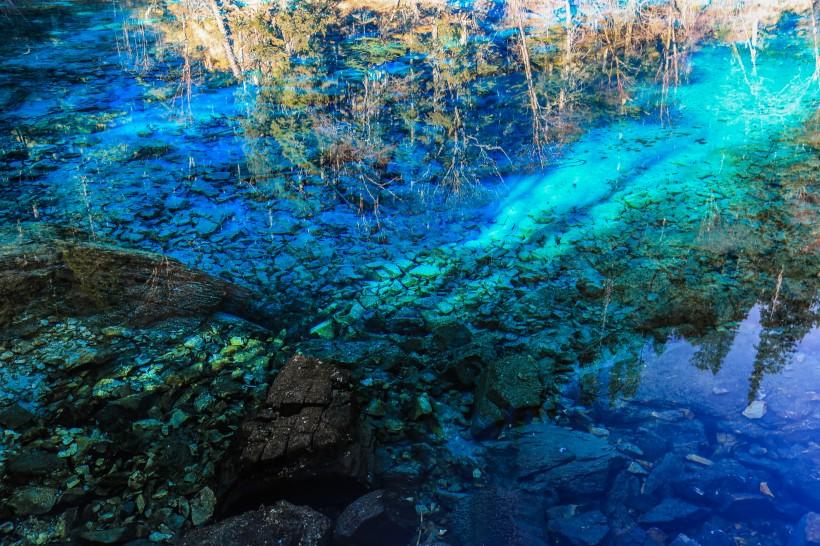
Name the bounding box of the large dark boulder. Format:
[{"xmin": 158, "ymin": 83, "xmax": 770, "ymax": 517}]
[
  {"xmin": 223, "ymin": 355, "xmax": 373, "ymax": 513},
  {"xmin": 177, "ymin": 501, "xmax": 331, "ymax": 546}
]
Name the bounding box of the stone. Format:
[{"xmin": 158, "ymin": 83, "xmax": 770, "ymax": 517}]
[
  {"xmin": 433, "ymin": 322, "xmax": 472, "ymax": 349},
  {"xmin": 79, "ymin": 527, "xmax": 135, "ymax": 544},
  {"xmin": 231, "ymin": 355, "xmax": 372, "ymax": 512},
  {"xmin": 0, "ymin": 403, "xmax": 35, "ymax": 428},
  {"xmin": 685, "ymin": 454, "xmax": 713, "ymax": 466},
  {"xmin": 334, "ymin": 490, "xmax": 416, "ymax": 546},
  {"xmin": 194, "ymin": 218, "xmax": 220, "ymax": 237},
  {"xmin": 409, "ymin": 263, "xmax": 441, "ymax": 278},
  {"xmin": 790, "ymin": 512, "xmax": 820, "ymax": 546},
  {"xmin": 190, "ymin": 487, "xmax": 217, "ymax": 526},
  {"xmin": 178, "ymin": 501, "xmax": 331, "ymax": 546},
  {"xmin": 309, "ymin": 319, "xmax": 335, "ymax": 340},
  {"xmin": 669, "ymin": 534, "xmax": 702, "ymax": 546},
  {"xmin": 6, "ymin": 448, "xmax": 66, "ymax": 477},
  {"xmin": 627, "ymin": 461, "xmax": 648, "ymax": 475},
  {"xmin": 451, "ymin": 486, "xmax": 549, "ymax": 546},
  {"xmin": 164, "ymin": 194, "xmax": 188, "ymax": 211},
  {"xmin": 514, "ymin": 423, "xmax": 622, "ymax": 497},
  {"xmin": 7, "ymin": 486, "xmax": 60, "ymax": 516},
  {"xmin": 0, "ymin": 223, "xmax": 273, "ymax": 331},
  {"xmin": 547, "ymin": 509, "xmax": 610, "ymax": 546},
  {"xmin": 639, "ymin": 498, "xmax": 708, "ymax": 529},
  {"xmin": 742, "ymin": 400, "xmax": 767, "ymax": 419},
  {"xmin": 472, "ymin": 356, "xmax": 545, "ymax": 436}
]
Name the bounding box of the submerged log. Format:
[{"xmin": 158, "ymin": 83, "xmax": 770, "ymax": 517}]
[{"xmin": 0, "ymin": 224, "xmax": 271, "ymax": 334}]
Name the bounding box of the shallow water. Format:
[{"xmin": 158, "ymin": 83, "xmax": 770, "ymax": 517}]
[{"xmin": 0, "ymin": 1, "xmax": 818, "ymax": 545}]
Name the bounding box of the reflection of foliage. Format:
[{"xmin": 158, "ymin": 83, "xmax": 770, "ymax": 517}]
[
  {"xmin": 161, "ymin": 0, "xmax": 768, "ymax": 208},
  {"xmin": 749, "ymin": 295, "xmax": 818, "ymax": 402},
  {"xmin": 568, "ymin": 128, "xmax": 819, "ymax": 405},
  {"xmin": 691, "ymin": 325, "xmax": 738, "ymax": 375}
]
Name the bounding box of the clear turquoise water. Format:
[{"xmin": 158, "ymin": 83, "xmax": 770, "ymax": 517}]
[{"xmin": 0, "ymin": 2, "xmax": 818, "ymax": 545}]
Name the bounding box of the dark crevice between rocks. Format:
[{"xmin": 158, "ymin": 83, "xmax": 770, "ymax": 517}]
[{"xmin": 217, "ymin": 475, "xmax": 369, "ymax": 520}]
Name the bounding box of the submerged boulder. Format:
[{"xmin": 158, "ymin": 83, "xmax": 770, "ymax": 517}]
[
  {"xmin": 177, "ymin": 501, "xmax": 331, "ymax": 546},
  {"xmin": 638, "ymin": 498, "xmax": 708, "ymax": 529},
  {"xmin": 0, "ymin": 223, "xmax": 271, "ymax": 334},
  {"xmin": 514, "ymin": 423, "xmax": 623, "ymax": 498},
  {"xmin": 547, "ymin": 509, "xmax": 610, "ymax": 546},
  {"xmin": 333, "ymin": 490, "xmax": 416, "ymax": 546},
  {"xmin": 471, "ymin": 356, "xmax": 545, "ymax": 436},
  {"xmin": 451, "ymin": 486, "xmax": 549, "ymax": 546},
  {"xmin": 790, "ymin": 512, "xmax": 820, "ymax": 546},
  {"xmin": 7, "ymin": 486, "xmax": 60, "ymax": 516}
]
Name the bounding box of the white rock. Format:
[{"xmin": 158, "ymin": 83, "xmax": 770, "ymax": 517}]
[{"xmin": 742, "ymin": 400, "xmax": 767, "ymax": 419}]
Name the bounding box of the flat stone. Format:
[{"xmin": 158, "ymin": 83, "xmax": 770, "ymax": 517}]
[
  {"xmin": 8, "ymin": 486, "xmax": 60, "ymax": 516},
  {"xmin": 310, "ymin": 319, "xmax": 335, "ymax": 340},
  {"xmin": 0, "ymin": 403, "xmax": 35, "ymax": 428},
  {"xmin": 179, "ymin": 501, "xmax": 331, "ymax": 546},
  {"xmin": 548, "ymin": 509, "xmax": 609, "ymax": 545},
  {"xmin": 334, "ymin": 490, "xmax": 416, "ymax": 546},
  {"xmin": 514, "ymin": 423, "xmax": 621, "ymax": 497},
  {"xmin": 6, "ymin": 448, "xmax": 66, "ymax": 477},
  {"xmin": 742, "ymin": 400, "xmax": 767, "ymax": 419},
  {"xmin": 685, "ymin": 454, "xmax": 713, "ymax": 466},
  {"xmin": 408, "ymin": 263, "xmax": 441, "ymax": 278},
  {"xmin": 639, "ymin": 498, "xmax": 707, "ymax": 528},
  {"xmin": 191, "ymin": 486, "xmax": 217, "ymax": 526},
  {"xmin": 79, "ymin": 527, "xmax": 134, "ymax": 544}
]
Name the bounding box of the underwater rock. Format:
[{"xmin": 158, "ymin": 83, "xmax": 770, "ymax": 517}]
[
  {"xmin": 79, "ymin": 527, "xmax": 138, "ymax": 544},
  {"xmin": 644, "ymin": 452, "xmax": 770, "ymax": 508},
  {"xmin": 6, "ymin": 448, "xmax": 66, "ymax": 477},
  {"xmin": 0, "ymin": 224, "xmax": 272, "ymax": 333},
  {"xmin": 790, "ymin": 512, "xmax": 820, "ymax": 546},
  {"xmin": 451, "ymin": 486, "xmax": 549, "ymax": 546},
  {"xmin": 514, "ymin": 423, "xmax": 621, "ymax": 498},
  {"xmin": 0, "ymin": 403, "xmax": 35, "ymax": 429},
  {"xmin": 309, "ymin": 319, "xmax": 335, "ymax": 340},
  {"xmin": 333, "ymin": 490, "xmax": 416, "ymax": 546},
  {"xmin": 471, "ymin": 356, "xmax": 545, "ymax": 436},
  {"xmin": 547, "ymin": 509, "xmax": 609, "ymax": 546},
  {"xmin": 669, "ymin": 534, "xmax": 702, "ymax": 546},
  {"xmin": 742, "ymin": 401, "xmax": 767, "ymax": 419},
  {"xmin": 228, "ymin": 355, "xmax": 373, "ymax": 511},
  {"xmin": 190, "ymin": 487, "xmax": 218, "ymax": 526},
  {"xmin": 240, "ymin": 355, "xmax": 356, "ymax": 468},
  {"xmin": 719, "ymin": 492, "xmax": 802, "ymax": 522},
  {"xmin": 433, "ymin": 322, "xmax": 473, "ymax": 350},
  {"xmin": 7, "ymin": 486, "xmax": 60, "ymax": 516},
  {"xmin": 638, "ymin": 498, "xmax": 708, "ymax": 529},
  {"xmin": 178, "ymin": 501, "xmax": 331, "ymax": 546}
]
